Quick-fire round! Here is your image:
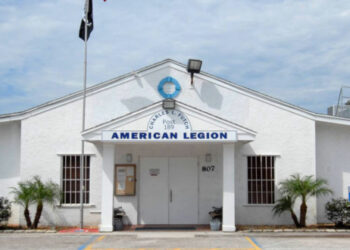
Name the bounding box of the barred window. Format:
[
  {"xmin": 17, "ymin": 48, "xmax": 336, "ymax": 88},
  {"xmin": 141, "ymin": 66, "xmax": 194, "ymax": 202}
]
[
  {"xmin": 62, "ymin": 155, "xmax": 90, "ymax": 204},
  {"xmin": 247, "ymin": 156, "xmax": 275, "ymax": 204}
]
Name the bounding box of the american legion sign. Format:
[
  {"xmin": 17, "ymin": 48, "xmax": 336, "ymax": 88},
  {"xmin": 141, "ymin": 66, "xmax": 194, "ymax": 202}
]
[{"xmin": 102, "ymin": 109, "xmax": 237, "ymax": 142}]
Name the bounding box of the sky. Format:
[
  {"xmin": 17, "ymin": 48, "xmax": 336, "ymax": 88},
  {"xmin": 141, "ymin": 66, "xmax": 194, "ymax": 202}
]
[{"xmin": 1, "ymin": 0, "xmax": 350, "ymax": 115}]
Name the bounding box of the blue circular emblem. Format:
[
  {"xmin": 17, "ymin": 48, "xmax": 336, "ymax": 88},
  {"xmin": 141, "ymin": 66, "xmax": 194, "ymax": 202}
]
[{"xmin": 158, "ymin": 76, "xmax": 181, "ymax": 99}]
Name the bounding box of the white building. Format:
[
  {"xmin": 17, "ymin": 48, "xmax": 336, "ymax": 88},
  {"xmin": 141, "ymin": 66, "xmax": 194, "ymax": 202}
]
[{"xmin": 1, "ymin": 59, "xmax": 350, "ymax": 231}]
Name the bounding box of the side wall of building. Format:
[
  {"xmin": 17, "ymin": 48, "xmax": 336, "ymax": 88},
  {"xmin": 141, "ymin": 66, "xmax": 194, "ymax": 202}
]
[
  {"xmin": 0, "ymin": 121, "xmax": 21, "ymax": 225},
  {"xmin": 316, "ymin": 122, "xmax": 350, "ymax": 223}
]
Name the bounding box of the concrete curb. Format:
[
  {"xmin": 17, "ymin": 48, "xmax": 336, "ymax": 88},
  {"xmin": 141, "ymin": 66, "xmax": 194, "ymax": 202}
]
[
  {"xmin": 0, "ymin": 230, "xmax": 56, "ymax": 233},
  {"xmin": 239, "ymin": 228, "xmax": 350, "ymax": 233},
  {"xmin": 1, "ymin": 229, "xmax": 350, "ymax": 234}
]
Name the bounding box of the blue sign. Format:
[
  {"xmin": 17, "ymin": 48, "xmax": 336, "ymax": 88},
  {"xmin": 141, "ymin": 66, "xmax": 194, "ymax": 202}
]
[
  {"xmin": 158, "ymin": 76, "xmax": 181, "ymax": 99},
  {"xmin": 109, "ymin": 131, "xmax": 230, "ymax": 140}
]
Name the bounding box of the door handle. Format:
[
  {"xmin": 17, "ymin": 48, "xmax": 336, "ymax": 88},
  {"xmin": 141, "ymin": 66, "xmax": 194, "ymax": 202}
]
[{"xmin": 170, "ymin": 189, "xmax": 173, "ymax": 203}]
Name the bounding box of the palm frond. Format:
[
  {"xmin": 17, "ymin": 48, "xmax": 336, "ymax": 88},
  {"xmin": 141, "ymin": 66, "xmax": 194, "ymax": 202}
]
[
  {"xmin": 278, "ymin": 173, "xmax": 332, "ymax": 201},
  {"xmin": 272, "ymin": 195, "xmax": 295, "ymax": 216},
  {"xmin": 31, "ymin": 176, "xmax": 60, "ymax": 205},
  {"xmin": 10, "ymin": 181, "xmax": 35, "ymax": 207}
]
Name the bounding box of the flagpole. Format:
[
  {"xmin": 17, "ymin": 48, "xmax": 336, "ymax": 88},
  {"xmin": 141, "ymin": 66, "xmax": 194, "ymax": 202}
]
[{"xmin": 80, "ymin": 0, "xmax": 89, "ymax": 230}]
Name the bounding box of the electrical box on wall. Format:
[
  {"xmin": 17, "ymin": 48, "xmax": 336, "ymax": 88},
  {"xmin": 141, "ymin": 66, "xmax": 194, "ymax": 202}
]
[{"xmin": 115, "ymin": 164, "xmax": 136, "ymax": 196}]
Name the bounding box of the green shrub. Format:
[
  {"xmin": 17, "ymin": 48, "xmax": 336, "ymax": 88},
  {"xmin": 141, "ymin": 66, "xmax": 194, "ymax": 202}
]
[
  {"xmin": 325, "ymin": 198, "xmax": 350, "ymax": 227},
  {"xmin": 0, "ymin": 197, "xmax": 11, "ymax": 224}
]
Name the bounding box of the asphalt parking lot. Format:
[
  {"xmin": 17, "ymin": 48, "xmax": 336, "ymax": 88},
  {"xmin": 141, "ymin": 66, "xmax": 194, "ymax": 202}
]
[{"xmin": 1, "ymin": 232, "xmax": 350, "ymax": 250}]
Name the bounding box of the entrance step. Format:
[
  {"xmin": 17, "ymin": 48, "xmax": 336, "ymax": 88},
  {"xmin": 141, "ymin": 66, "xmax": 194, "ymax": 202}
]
[
  {"xmin": 136, "ymin": 232, "xmax": 197, "ymax": 238},
  {"xmin": 135, "ymin": 226, "xmax": 196, "ymax": 231}
]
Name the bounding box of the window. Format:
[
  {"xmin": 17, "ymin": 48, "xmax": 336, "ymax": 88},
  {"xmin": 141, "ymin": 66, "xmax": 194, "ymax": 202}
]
[
  {"xmin": 62, "ymin": 155, "xmax": 90, "ymax": 204},
  {"xmin": 247, "ymin": 156, "xmax": 275, "ymax": 204}
]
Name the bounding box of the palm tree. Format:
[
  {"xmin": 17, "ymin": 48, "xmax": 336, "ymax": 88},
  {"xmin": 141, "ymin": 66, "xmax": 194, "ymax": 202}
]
[
  {"xmin": 31, "ymin": 176, "xmax": 60, "ymax": 229},
  {"xmin": 11, "ymin": 181, "xmax": 35, "ymax": 228},
  {"xmin": 279, "ymin": 174, "xmax": 332, "ymax": 227},
  {"xmin": 273, "ymin": 195, "xmax": 300, "ymax": 227}
]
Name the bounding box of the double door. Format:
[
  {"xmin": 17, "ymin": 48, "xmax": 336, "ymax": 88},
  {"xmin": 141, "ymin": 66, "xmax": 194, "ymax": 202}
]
[{"xmin": 140, "ymin": 157, "xmax": 198, "ymax": 224}]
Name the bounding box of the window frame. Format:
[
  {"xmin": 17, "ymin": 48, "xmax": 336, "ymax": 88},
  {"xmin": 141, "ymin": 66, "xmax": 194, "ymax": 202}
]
[
  {"xmin": 246, "ymin": 155, "xmax": 276, "ymax": 205},
  {"xmin": 61, "ymin": 155, "xmax": 91, "ymax": 205}
]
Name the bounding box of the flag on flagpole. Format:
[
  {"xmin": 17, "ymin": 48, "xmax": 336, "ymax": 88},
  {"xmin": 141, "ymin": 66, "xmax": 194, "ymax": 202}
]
[{"xmin": 79, "ymin": 0, "xmax": 94, "ymax": 41}]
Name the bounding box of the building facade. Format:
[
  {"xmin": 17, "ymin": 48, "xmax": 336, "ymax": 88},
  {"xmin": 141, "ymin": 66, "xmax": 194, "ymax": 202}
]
[{"xmin": 1, "ymin": 59, "xmax": 350, "ymax": 231}]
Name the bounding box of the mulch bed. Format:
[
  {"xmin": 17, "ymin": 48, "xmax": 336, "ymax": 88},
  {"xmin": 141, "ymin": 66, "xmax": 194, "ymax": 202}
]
[
  {"xmin": 236, "ymin": 224, "xmax": 350, "ymax": 231},
  {"xmin": 58, "ymin": 227, "xmax": 98, "ymax": 233},
  {"xmin": 0, "ymin": 225, "xmax": 51, "ymax": 230}
]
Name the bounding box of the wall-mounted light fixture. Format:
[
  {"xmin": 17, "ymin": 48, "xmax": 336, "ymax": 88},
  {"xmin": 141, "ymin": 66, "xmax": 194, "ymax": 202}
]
[
  {"xmin": 187, "ymin": 59, "xmax": 202, "ymax": 85},
  {"xmin": 126, "ymin": 153, "xmax": 133, "ymax": 163},
  {"xmin": 162, "ymin": 99, "xmax": 176, "ymax": 110},
  {"xmin": 205, "ymin": 153, "xmax": 212, "ymax": 163}
]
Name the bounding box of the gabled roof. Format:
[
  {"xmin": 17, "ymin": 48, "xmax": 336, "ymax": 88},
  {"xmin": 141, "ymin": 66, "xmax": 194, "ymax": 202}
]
[
  {"xmin": 82, "ymin": 101, "xmax": 257, "ymax": 142},
  {"xmin": 0, "ymin": 59, "xmax": 173, "ymax": 122},
  {"xmin": 1, "ymin": 58, "xmax": 350, "ymax": 126}
]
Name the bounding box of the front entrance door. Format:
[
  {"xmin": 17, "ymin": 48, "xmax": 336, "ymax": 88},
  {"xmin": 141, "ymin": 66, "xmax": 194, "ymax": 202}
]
[
  {"xmin": 140, "ymin": 157, "xmax": 198, "ymax": 225},
  {"xmin": 169, "ymin": 157, "xmax": 198, "ymax": 224}
]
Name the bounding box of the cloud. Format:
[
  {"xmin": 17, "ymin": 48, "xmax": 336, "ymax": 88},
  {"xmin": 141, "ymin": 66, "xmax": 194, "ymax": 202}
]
[{"xmin": 0, "ymin": 0, "xmax": 350, "ymax": 114}]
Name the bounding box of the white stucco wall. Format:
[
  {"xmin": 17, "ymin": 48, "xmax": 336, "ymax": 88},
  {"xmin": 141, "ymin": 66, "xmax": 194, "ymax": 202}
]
[
  {"xmin": 316, "ymin": 122, "xmax": 350, "ymax": 223},
  {"xmin": 0, "ymin": 121, "xmax": 21, "ymax": 225},
  {"xmin": 19, "ymin": 101, "xmax": 103, "ymax": 227},
  {"xmin": 1, "ymin": 61, "xmax": 321, "ymax": 227},
  {"xmin": 234, "ymin": 100, "xmax": 317, "ymax": 225}
]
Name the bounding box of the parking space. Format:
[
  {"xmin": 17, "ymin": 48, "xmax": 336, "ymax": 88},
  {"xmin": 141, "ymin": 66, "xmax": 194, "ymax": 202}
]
[
  {"xmin": 1, "ymin": 232, "xmax": 350, "ymax": 250},
  {"xmin": 0, "ymin": 234, "xmax": 89, "ymax": 250},
  {"xmin": 254, "ymin": 234, "xmax": 350, "ymax": 249},
  {"xmin": 81, "ymin": 235, "xmax": 260, "ymax": 250}
]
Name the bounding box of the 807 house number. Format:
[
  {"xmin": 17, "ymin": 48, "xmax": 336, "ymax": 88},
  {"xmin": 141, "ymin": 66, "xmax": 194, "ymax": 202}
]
[{"xmin": 202, "ymin": 165, "xmax": 215, "ymax": 172}]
